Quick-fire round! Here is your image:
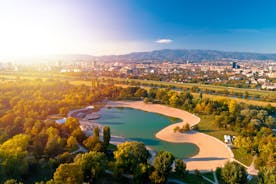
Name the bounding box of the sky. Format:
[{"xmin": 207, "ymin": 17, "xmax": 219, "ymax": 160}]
[{"xmin": 1, "ymin": 0, "xmax": 276, "ymax": 58}]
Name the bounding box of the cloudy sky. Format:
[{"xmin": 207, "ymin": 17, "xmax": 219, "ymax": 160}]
[{"xmin": 1, "ymin": 0, "xmax": 276, "ymax": 57}]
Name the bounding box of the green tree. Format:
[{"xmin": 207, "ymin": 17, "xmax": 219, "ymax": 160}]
[
  {"xmin": 74, "ymin": 151, "xmax": 107, "ymax": 182},
  {"xmin": 53, "ymin": 163, "xmax": 83, "ymax": 184},
  {"xmin": 45, "ymin": 135, "xmax": 65, "ymax": 157},
  {"xmin": 93, "ymin": 126, "xmax": 100, "ymax": 141},
  {"xmin": 133, "ymin": 163, "xmax": 151, "ymax": 184},
  {"xmin": 175, "ymin": 159, "xmax": 187, "ymax": 178},
  {"xmin": 153, "ymin": 151, "xmax": 175, "ymax": 182},
  {"xmin": 221, "ymin": 162, "xmax": 247, "ymax": 184},
  {"xmin": 0, "ymin": 134, "xmax": 30, "ymax": 181},
  {"xmin": 258, "ymin": 166, "xmax": 276, "ymax": 184},
  {"xmin": 114, "ymin": 142, "xmax": 150, "ymax": 174},
  {"xmin": 150, "ymin": 170, "xmax": 166, "ymax": 184},
  {"xmin": 103, "ymin": 126, "xmax": 110, "ymax": 147}
]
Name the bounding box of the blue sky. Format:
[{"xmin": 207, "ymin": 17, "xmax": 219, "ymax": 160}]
[{"xmin": 1, "ymin": 0, "xmax": 276, "ymax": 57}]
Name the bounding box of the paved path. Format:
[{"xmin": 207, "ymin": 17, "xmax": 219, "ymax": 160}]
[
  {"xmin": 231, "ymin": 157, "xmax": 259, "ymax": 176},
  {"xmin": 201, "ymin": 175, "xmax": 215, "ymax": 184},
  {"xmin": 213, "ymin": 171, "xmax": 219, "ymax": 184},
  {"xmin": 71, "ymin": 143, "xmax": 87, "ymax": 154},
  {"xmin": 247, "ymin": 156, "xmax": 259, "ymax": 175}
]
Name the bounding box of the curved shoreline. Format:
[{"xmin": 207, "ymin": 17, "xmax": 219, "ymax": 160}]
[{"xmin": 107, "ymin": 101, "xmax": 233, "ymax": 171}]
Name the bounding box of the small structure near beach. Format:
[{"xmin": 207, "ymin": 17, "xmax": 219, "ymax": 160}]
[
  {"xmin": 55, "ymin": 118, "xmax": 67, "ymax": 124},
  {"xmin": 224, "ymin": 135, "xmax": 235, "ymax": 144}
]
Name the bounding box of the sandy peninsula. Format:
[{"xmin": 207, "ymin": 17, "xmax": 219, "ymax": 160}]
[{"xmin": 107, "ymin": 101, "xmax": 233, "ymax": 171}]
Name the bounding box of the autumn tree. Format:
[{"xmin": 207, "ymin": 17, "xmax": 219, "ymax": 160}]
[
  {"xmin": 221, "ymin": 162, "xmax": 247, "ymax": 184},
  {"xmin": 258, "ymin": 166, "xmax": 276, "ymax": 184},
  {"xmin": 74, "ymin": 151, "xmax": 107, "ymax": 182},
  {"xmin": 114, "ymin": 142, "xmax": 150, "ymax": 174},
  {"xmin": 66, "ymin": 136, "xmax": 78, "ymax": 151},
  {"xmin": 53, "ymin": 163, "xmax": 83, "ymax": 184},
  {"xmin": 0, "ymin": 134, "xmax": 30, "ymax": 181}
]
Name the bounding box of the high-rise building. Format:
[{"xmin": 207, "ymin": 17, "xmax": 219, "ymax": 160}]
[{"xmin": 232, "ymin": 62, "xmax": 237, "ymax": 69}]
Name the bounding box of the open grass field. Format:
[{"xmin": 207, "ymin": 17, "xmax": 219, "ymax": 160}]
[
  {"xmin": 197, "ymin": 115, "xmax": 237, "ymax": 141},
  {"xmin": 198, "ymin": 114, "xmax": 253, "ymax": 166},
  {"xmin": 232, "ymin": 148, "xmax": 253, "ymax": 166}
]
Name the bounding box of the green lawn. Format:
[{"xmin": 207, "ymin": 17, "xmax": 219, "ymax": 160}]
[
  {"xmin": 232, "ymin": 148, "xmax": 253, "ymax": 166},
  {"xmin": 197, "ymin": 114, "xmax": 237, "ymax": 141},
  {"xmin": 198, "ymin": 115, "xmax": 254, "ymax": 167}
]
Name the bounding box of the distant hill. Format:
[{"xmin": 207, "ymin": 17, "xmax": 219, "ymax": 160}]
[
  {"xmin": 10, "ymin": 49, "xmax": 276, "ymax": 64},
  {"xmin": 97, "ymin": 49, "xmax": 276, "ymax": 62}
]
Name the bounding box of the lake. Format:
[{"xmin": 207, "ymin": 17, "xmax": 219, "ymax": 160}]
[{"xmin": 97, "ymin": 107, "xmax": 199, "ymax": 158}]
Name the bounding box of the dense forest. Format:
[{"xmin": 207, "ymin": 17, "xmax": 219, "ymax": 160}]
[{"xmin": 0, "ymin": 79, "xmax": 275, "ymax": 183}]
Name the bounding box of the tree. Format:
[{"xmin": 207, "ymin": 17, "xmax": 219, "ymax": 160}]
[
  {"xmin": 134, "ymin": 163, "xmax": 151, "ymax": 184},
  {"xmin": 59, "ymin": 107, "xmax": 69, "ymax": 117},
  {"xmin": 153, "ymin": 151, "xmax": 175, "ymax": 182},
  {"xmin": 66, "ymin": 136, "xmax": 78, "ymax": 151},
  {"xmin": 228, "ymin": 100, "xmax": 237, "ymax": 115},
  {"xmin": 199, "ymin": 91, "xmax": 203, "ymax": 100},
  {"xmin": 93, "ymin": 126, "xmax": 100, "ymax": 141},
  {"xmin": 114, "ymin": 142, "xmax": 150, "ymax": 174},
  {"xmin": 0, "ymin": 134, "xmax": 30, "ymax": 181},
  {"xmin": 182, "ymin": 123, "xmax": 190, "ymax": 132},
  {"xmin": 258, "ymin": 166, "xmax": 276, "ymax": 184},
  {"xmin": 221, "ymin": 162, "xmax": 247, "ymax": 184},
  {"xmin": 53, "ymin": 163, "xmax": 83, "ymax": 184},
  {"xmin": 74, "ymin": 151, "xmax": 107, "ymax": 182},
  {"xmin": 134, "ymin": 88, "xmax": 148, "ymax": 98},
  {"xmin": 103, "ymin": 126, "xmax": 110, "ymax": 147},
  {"xmin": 175, "ymin": 159, "xmax": 187, "ymax": 178},
  {"xmin": 169, "ymin": 93, "xmax": 182, "ymax": 107},
  {"xmin": 4, "ymin": 179, "xmax": 23, "ymax": 184},
  {"xmin": 64, "ymin": 117, "xmax": 80, "ymax": 134},
  {"xmin": 83, "ymin": 126, "xmax": 100, "ymax": 150},
  {"xmin": 45, "ymin": 135, "xmax": 65, "ymax": 157},
  {"xmin": 150, "ymin": 170, "xmax": 166, "ymax": 184}
]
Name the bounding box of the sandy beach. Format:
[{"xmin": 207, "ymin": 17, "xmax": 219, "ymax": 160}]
[{"xmin": 107, "ymin": 101, "xmax": 233, "ymax": 171}]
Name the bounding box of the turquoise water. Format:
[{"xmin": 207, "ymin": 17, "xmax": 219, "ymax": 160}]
[{"xmin": 97, "ymin": 107, "xmax": 199, "ymax": 158}]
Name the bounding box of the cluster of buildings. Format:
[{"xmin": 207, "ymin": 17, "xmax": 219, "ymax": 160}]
[{"xmin": 1, "ymin": 58, "xmax": 275, "ymax": 90}]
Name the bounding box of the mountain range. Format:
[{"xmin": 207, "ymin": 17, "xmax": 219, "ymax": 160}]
[
  {"xmin": 96, "ymin": 49, "xmax": 276, "ymax": 62},
  {"xmin": 8, "ymin": 49, "xmax": 276, "ymax": 64}
]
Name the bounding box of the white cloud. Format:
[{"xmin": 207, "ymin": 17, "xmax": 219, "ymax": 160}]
[{"xmin": 155, "ymin": 39, "xmax": 172, "ymax": 44}]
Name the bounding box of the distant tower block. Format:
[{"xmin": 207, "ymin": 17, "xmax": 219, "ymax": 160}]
[{"xmin": 232, "ymin": 62, "xmax": 237, "ymax": 69}]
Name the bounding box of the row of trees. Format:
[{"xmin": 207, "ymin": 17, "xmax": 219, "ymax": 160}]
[
  {"xmin": 49, "ymin": 141, "xmax": 187, "ymax": 184},
  {"xmin": 101, "ymin": 78, "xmax": 276, "ymax": 102}
]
